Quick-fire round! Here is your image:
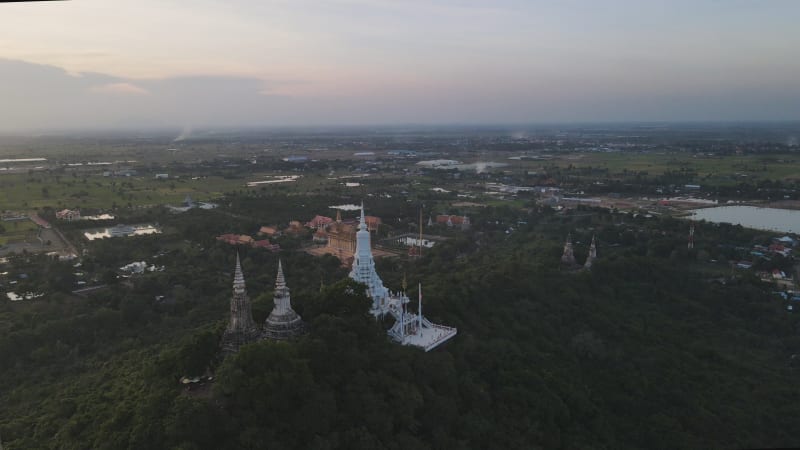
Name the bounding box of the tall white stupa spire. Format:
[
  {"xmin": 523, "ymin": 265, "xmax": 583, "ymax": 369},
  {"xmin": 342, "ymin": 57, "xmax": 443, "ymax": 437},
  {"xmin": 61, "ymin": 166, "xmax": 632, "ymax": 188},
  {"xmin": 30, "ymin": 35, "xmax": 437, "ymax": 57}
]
[
  {"xmin": 233, "ymin": 252, "xmax": 246, "ymax": 293},
  {"xmin": 350, "ymin": 201, "xmax": 390, "ymax": 312},
  {"xmin": 359, "ymin": 201, "xmax": 367, "ymax": 230},
  {"xmin": 350, "ymin": 202, "xmax": 457, "ymax": 351}
]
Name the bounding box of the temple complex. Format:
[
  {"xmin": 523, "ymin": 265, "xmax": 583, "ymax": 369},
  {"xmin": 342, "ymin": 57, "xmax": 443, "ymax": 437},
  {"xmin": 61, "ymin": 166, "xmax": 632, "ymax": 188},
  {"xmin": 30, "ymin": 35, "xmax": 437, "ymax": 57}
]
[
  {"xmin": 350, "ymin": 203, "xmax": 457, "ymax": 351},
  {"xmin": 220, "ymin": 254, "xmax": 261, "ymax": 354},
  {"xmin": 220, "ymin": 203, "xmax": 457, "ymax": 353},
  {"xmin": 263, "ymin": 260, "xmax": 307, "ymax": 340},
  {"xmin": 326, "ymin": 210, "xmax": 358, "ymax": 259},
  {"xmin": 306, "ymin": 209, "xmax": 390, "ymax": 262}
]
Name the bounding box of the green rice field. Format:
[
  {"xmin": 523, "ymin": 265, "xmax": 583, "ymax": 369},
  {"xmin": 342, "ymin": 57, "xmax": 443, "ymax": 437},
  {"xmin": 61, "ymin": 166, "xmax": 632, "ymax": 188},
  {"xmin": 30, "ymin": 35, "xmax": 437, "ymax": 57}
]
[
  {"xmin": 536, "ymin": 152, "xmax": 800, "ymax": 186},
  {"xmin": 0, "ymin": 173, "xmax": 335, "ymax": 212},
  {"xmin": 0, "ymin": 219, "xmax": 38, "ymax": 245}
]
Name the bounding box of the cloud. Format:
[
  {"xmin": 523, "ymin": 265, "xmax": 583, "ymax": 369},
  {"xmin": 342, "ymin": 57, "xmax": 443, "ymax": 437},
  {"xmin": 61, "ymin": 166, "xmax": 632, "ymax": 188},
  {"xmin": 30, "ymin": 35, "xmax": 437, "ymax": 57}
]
[
  {"xmin": 0, "ymin": 56, "xmax": 799, "ymax": 132},
  {"xmin": 89, "ymin": 82, "xmax": 149, "ymax": 96}
]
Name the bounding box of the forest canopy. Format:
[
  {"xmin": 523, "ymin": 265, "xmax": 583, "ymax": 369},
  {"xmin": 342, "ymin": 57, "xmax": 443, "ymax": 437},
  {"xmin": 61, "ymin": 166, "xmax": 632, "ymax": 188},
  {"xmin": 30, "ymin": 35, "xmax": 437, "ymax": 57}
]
[{"xmin": 1, "ymin": 203, "xmax": 799, "ymax": 450}]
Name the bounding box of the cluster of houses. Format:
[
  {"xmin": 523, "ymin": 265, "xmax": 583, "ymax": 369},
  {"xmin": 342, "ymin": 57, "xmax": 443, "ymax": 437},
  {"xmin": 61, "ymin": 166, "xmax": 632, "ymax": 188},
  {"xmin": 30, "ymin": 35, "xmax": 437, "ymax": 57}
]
[
  {"xmin": 54, "ymin": 209, "xmax": 115, "ymax": 221},
  {"xmin": 119, "ymin": 261, "xmax": 165, "ymax": 275},
  {"xmin": 733, "ymin": 237, "xmax": 796, "ymax": 265},
  {"xmin": 755, "ymin": 236, "xmax": 795, "ymax": 258},
  {"xmin": 756, "ymin": 236, "xmax": 796, "ymax": 284}
]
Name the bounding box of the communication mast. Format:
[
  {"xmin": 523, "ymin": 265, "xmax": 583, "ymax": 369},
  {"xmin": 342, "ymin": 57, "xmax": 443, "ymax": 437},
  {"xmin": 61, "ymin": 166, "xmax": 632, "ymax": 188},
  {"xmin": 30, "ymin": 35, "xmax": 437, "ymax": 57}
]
[{"xmin": 419, "ymin": 207, "xmax": 423, "ymax": 258}]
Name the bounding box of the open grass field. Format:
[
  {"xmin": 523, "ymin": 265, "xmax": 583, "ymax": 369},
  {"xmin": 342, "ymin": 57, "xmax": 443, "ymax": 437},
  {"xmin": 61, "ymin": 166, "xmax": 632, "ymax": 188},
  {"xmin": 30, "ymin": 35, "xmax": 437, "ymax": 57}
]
[
  {"xmin": 2, "ymin": 138, "xmax": 798, "ymax": 215},
  {"xmin": 0, "ymin": 139, "xmax": 245, "ymax": 163},
  {"xmin": 535, "ymin": 152, "xmax": 800, "ymax": 186},
  {"xmin": 0, "ymin": 219, "xmax": 38, "ymax": 245},
  {"xmin": 0, "ymin": 173, "xmax": 246, "ymax": 211},
  {"xmin": 0, "ymin": 170, "xmax": 364, "ymax": 212}
]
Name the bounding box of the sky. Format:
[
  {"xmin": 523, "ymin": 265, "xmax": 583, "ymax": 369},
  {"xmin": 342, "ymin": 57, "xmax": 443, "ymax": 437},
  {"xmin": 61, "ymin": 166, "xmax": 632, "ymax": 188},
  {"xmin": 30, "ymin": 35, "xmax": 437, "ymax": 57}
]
[{"xmin": 1, "ymin": 0, "xmax": 799, "ymax": 131}]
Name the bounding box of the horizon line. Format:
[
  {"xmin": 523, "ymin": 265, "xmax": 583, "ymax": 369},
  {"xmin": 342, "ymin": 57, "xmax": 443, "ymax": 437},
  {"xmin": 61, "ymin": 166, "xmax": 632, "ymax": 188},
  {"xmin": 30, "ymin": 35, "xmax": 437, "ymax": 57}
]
[{"xmin": 3, "ymin": 119, "xmax": 800, "ymax": 136}]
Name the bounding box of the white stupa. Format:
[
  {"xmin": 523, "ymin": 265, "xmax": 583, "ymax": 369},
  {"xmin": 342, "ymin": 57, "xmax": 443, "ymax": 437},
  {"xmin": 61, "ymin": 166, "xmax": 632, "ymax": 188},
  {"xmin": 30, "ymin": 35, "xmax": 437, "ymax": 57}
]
[
  {"xmin": 350, "ymin": 203, "xmax": 457, "ymax": 351},
  {"xmin": 349, "ymin": 203, "xmax": 391, "ymax": 314}
]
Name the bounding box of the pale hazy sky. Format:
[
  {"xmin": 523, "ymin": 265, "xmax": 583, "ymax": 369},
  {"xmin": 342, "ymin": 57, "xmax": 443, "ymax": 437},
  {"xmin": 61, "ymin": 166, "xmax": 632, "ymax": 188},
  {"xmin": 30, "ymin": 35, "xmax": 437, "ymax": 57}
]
[{"xmin": 1, "ymin": 0, "xmax": 799, "ymax": 130}]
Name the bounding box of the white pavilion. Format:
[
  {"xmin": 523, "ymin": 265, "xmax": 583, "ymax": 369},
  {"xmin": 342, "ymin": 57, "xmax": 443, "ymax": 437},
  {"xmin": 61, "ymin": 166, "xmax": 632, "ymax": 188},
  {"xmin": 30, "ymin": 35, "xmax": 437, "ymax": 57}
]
[{"xmin": 349, "ymin": 203, "xmax": 457, "ymax": 351}]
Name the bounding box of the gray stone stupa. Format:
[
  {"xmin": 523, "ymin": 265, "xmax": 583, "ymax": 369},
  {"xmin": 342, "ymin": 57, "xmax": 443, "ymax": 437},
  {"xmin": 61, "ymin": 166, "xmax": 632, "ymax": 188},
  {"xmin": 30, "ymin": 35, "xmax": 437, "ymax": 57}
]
[
  {"xmin": 220, "ymin": 253, "xmax": 261, "ymax": 354},
  {"xmin": 561, "ymin": 233, "xmax": 577, "ymax": 267},
  {"xmin": 263, "ymin": 260, "xmax": 307, "ymax": 340},
  {"xmin": 584, "ymin": 235, "xmax": 597, "ymax": 269}
]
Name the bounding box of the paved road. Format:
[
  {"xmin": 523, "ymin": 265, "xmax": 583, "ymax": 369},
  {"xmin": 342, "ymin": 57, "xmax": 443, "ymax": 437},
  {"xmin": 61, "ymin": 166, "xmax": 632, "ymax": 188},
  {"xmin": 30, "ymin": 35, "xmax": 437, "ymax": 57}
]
[{"xmin": 72, "ymin": 284, "xmax": 108, "ymax": 296}]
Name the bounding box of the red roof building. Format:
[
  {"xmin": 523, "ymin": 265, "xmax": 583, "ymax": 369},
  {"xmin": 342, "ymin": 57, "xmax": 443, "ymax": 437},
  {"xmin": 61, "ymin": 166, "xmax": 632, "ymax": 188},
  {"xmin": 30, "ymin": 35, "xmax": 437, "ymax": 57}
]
[
  {"xmin": 435, "ymin": 214, "xmax": 471, "ymax": 229},
  {"xmin": 259, "ymin": 226, "xmax": 280, "ymax": 237},
  {"xmin": 216, "ymin": 234, "xmax": 241, "ymax": 245},
  {"xmin": 56, "ymin": 209, "xmax": 81, "ymax": 221},
  {"xmin": 768, "ymin": 243, "xmax": 792, "ymax": 257},
  {"xmin": 217, "ymin": 234, "xmax": 281, "ymax": 251},
  {"xmin": 305, "ymin": 215, "xmax": 334, "ymax": 229},
  {"xmin": 365, "ymin": 215, "xmax": 382, "ymax": 231}
]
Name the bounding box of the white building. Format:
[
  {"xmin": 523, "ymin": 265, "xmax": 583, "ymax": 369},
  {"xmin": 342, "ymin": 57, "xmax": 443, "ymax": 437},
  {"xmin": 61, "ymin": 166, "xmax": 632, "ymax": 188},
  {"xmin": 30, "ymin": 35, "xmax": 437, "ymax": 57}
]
[{"xmin": 55, "ymin": 209, "xmax": 81, "ymax": 221}]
